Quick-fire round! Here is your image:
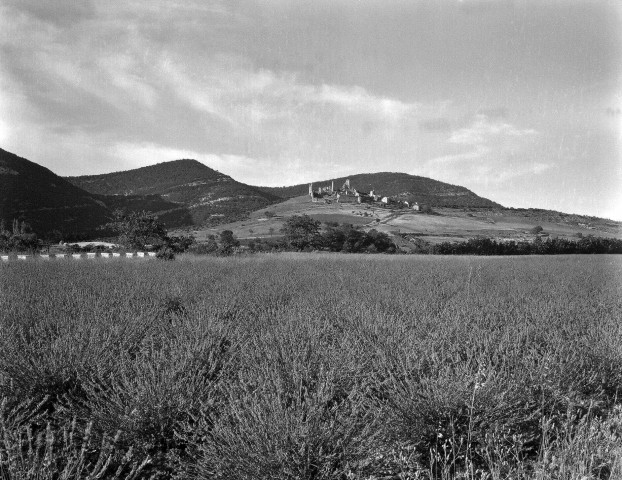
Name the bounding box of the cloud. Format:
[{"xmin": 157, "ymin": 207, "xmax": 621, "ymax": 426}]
[
  {"xmin": 430, "ymin": 145, "xmax": 491, "ymax": 164},
  {"xmin": 111, "ymin": 141, "xmax": 316, "ymax": 187},
  {"xmin": 419, "ymin": 114, "xmax": 544, "ymax": 187},
  {"xmin": 449, "ymin": 114, "xmax": 537, "ymax": 146},
  {"xmin": 159, "ymin": 57, "xmax": 419, "ymax": 128},
  {"xmin": 419, "ymin": 118, "xmax": 452, "ymax": 132},
  {"xmin": 111, "ymin": 143, "xmax": 267, "ymax": 181}
]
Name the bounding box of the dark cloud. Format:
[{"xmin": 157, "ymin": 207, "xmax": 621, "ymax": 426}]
[{"xmin": 3, "ymin": 0, "xmax": 95, "ymax": 27}]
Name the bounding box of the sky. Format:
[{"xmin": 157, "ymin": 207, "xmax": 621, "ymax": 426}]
[{"xmin": 1, "ymin": 0, "xmax": 621, "ymax": 219}]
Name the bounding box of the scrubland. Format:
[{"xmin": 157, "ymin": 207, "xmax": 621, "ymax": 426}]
[{"xmin": 1, "ymin": 254, "xmax": 621, "ymax": 479}]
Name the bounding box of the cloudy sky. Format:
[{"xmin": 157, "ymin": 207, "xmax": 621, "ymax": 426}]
[{"xmin": 1, "ymin": 1, "xmax": 620, "ymax": 219}]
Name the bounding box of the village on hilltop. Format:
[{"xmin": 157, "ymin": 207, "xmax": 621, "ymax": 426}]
[{"xmin": 309, "ymin": 179, "xmax": 421, "ymax": 210}]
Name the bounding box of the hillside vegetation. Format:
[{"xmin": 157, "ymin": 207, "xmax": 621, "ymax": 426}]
[
  {"xmin": 67, "ymin": 160, "xmax": 227, "ymax": 196},
  {"xmin": 258, "ymin": 172, "xmax": 502, "ymax": 208},
  {"xmin": 1, "ymin": 255, "xmax": 621, "ymax": 479}
]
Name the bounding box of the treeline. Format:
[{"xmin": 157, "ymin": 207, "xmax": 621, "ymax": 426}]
[
  {"xmin": 428, "ymin": 236, "xmax": 622, "ymax": 255},
  {"xmin": 190, "ymin": 222, "xmax": 396, "ymax": 255},
  {"xmin": 320, "ymin": 223, "xmax": 395, "ymax": 253},
  {"xmin": 277, "ymin": 216, "xmax": 396, "ymax": 253},
  {"xmin": 0, "ymin": 219, "xmax": 39, "ymax": 253}
]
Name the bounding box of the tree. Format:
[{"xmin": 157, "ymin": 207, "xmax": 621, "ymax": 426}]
[
  {"xmin": 322, "ymin": 225, "xmax": 346, "ymax": 252},
  {"xmin": 104, "ymin": 210, "xmax": 194, "ymax": 258},
  {"xmin": 366, "ymin": 229, "xmax": 396, "ymax": 253},
  {"xmin": 280, "ymin": 215, "xmax": 321, "ymax": 250},
  {"xmin": 264, "ymin": 211, "xmax": 276, "ymax": 218},
  {"xmin": 105, "ymin": 210, "xmax": 168, "ymax": 250},
  {"xmin": 219, "ymin": 230, "xmax": 239, "ymax": 255},
  {"xmin": 268, "ymin": 227, "xmax": 275, "ymax": 237},
  {"xmin": 166, "ymin": 234, "xmax": 196, "ymax": 253},
  {"xmin": 531, "ymin": 225, "xmax": 544, "ymax": 234}
]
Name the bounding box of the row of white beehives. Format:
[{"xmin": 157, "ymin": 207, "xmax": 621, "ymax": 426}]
[{"xmin": 1, "ymin": 252, "xmax": 157, "ymax": 261}]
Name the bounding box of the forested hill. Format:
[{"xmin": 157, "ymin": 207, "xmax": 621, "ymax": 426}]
[
  {"xmin": 0, "ymin": 148, "xmax": 111, "ymax": 236},
  {"xmin": 257, "ymin": 172, "xmax": 502, "ymax": 208}
]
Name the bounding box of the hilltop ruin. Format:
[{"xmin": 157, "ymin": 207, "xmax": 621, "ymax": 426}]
[{"xmin": 308, "ymin": 179, "xmax": 420, "ymax": 210}]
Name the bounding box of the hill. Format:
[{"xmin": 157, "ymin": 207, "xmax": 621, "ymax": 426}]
[
  {"xmin": 185, "ymin": 195, "xmax": 621, "ymax": 249},
  {"xmin": 257, "ymin": 172, "xmax": 502, "ymax": 209},
  {"xmin": 0, "ymin": 148, "xmax": 113, "ymax": 237},
  {"xmin": 67, "ymin": 160, "xmax": 282, "ymax": 228}
]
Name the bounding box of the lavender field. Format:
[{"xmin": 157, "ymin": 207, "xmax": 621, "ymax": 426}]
[{"xmin": 1, "ymin": 254, "xmax": 621, "ymax": 479}]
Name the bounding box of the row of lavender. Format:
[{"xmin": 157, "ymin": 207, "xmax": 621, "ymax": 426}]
[{"xmin": 1, "ymin": 252, "xmax": 157, "ymax": 261}]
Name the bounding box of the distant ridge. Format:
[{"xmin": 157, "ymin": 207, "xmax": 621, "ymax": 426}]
[
  {"xmin": 67, "ymin": 159, "xmax": 282, "ymax": 227},
  {"xmin": 66, "ymin": 159, "xmax": 227, "ymax": 197},
  {"xmin": 258, "ymin": 172, "xmax": 502, "ymax": 209}
]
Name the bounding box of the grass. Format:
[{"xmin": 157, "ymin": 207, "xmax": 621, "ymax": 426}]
[{"xmin": 1, "ymin": 254, "xmax": 621, "ymax": 479}]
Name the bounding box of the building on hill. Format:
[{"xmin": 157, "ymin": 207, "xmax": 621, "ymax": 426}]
[
  {"xmin": 309, "ymin": 177, "xmax": 392, "ymax": 206},
  {"xmin": 354, "ymin": 191, "xmax": 373, "ymax": 203},
  {"xmin": 309, "ymin": 183, "xmax": 318, "ymax": 202},
  {"xmin": 309, "ymin": 181, "xmax": 337, "ymax": 202},
  {"xmin": 336, "ymin": 193, "xmax": 358, "ymax": 204},
  {"xmin": 369, "ymin": 190, "xmax": 382, "ymax": 201}
]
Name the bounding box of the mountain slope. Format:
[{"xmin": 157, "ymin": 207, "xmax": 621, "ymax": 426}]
[
  {"xmin": 0, "ymin": 148, "xmax": 112, "ymax": 236},
  {"xmin": 67, "ymin": 160, "xmax": 282, "ymax": 227},
  {"xmin": 258, "ymin": 172, "xmax": 502, "ymax": 208}
]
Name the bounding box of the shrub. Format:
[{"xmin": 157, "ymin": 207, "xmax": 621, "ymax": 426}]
[
  {"xmin": 188, "ymin": 240, "xmax": 219, "ymax": 255},
  {"xmin": 156, "ymin": 247, "xmax": 175, "ymax": 260},
  {"xmin": 165, "ymin": 235, "xmax": 195, "ymax": 253},
  {"xmin": 81, "ymin": 323, "xmax": 233, "ymax": 475},
  {"xmin": 0, "ymin": 410, "xmax": 151, "ymax": 480}
]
